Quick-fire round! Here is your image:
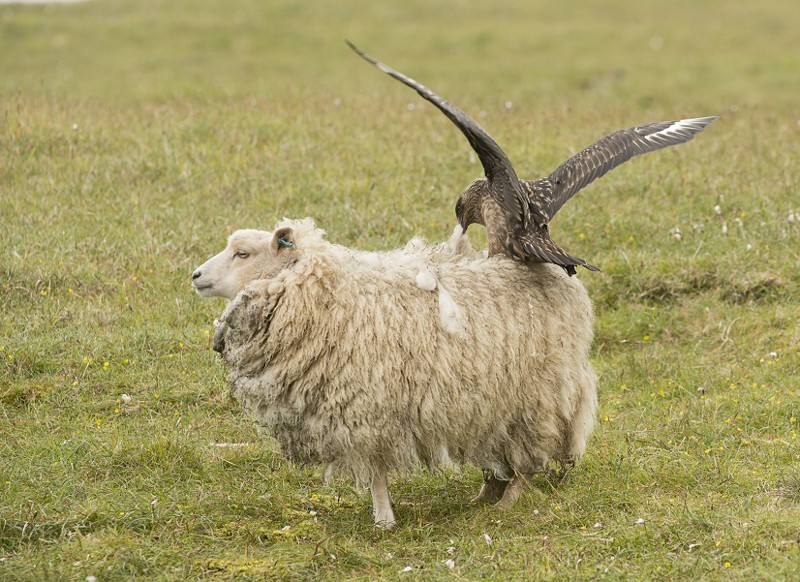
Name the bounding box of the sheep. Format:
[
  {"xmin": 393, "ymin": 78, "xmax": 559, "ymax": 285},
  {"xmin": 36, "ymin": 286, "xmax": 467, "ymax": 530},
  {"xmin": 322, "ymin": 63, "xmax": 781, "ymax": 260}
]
[{"xmin": 192, "ymin": 217, "xmax": 597, "ymax": 529}]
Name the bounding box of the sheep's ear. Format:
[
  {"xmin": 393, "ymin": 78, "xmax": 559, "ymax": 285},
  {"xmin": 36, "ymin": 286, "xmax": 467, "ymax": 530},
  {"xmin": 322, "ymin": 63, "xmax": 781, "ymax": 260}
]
[{"xmin": 272, "ymin": 227, "xmax": 295, "ymax": 253}]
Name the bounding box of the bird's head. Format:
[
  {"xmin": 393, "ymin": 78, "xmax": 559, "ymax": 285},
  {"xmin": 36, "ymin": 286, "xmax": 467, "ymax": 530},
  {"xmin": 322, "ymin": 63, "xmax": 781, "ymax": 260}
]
[{"xmin": 455, "ymin": 179, "xmax": 488, "ymax": 232}]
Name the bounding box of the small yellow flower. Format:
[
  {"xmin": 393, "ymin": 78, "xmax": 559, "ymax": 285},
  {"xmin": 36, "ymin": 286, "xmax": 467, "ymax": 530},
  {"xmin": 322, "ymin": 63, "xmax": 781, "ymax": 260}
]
[
  {"xmin": 40, "ymin": 289, "xmax": 47, "ymax": 296},
  {"xmin": 114, "ymin": 408, "xmax": 120, "ymax": 414},
  {"xmin": 132, "ymin": 275, "xmax": 138, "ymax": 281},
  {"xmin": 628, "ymin": 235, "xmax": 635, "ymax": 242},
  {"xmin": 643, "ymin": 335, "xmax": 650, "ymax": 341},
  {"xmin": 724, "ymin": 561, "xmax": 731, "ymax": 568},
  {"xmin": 791, "ymin": 417, "xmax": 797, "ymax": 424},
  {"xmin": 179, "ymin": 342, "xmax": 185, "ymax": 348},
  {"xmin": 578, "ymin": 232, "xmax": 586, "ymax": 240}
]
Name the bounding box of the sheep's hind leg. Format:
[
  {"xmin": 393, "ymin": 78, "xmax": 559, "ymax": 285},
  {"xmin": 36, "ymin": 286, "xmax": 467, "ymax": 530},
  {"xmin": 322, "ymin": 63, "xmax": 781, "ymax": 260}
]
[
  {"xmin": 495, "ymin": 473, "xmax": 530, "ymax": 509},
  {"xmin": 371, "ymin": 468, "xmax": 396, "ymax": 530},
  {"xmin": 471, "ymin": 470, "xmax": 509, "ymax": 504}
]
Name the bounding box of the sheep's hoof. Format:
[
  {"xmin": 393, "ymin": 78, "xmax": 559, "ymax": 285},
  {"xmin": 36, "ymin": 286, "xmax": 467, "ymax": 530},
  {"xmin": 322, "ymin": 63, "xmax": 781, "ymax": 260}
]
[
  {"xmin": 494, "ymin": 474, "xmax": 528, "ymax": 509},
  {"xmin": 471, "ymin": 474, "xmax": 509, "ymax": 505},
  {"xmin": 374, "ymin": 519, "xmax": 396, "ymax": 531}
]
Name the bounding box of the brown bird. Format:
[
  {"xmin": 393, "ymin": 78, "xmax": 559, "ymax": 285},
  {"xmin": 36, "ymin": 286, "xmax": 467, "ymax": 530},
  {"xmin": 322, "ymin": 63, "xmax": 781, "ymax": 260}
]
[{"xmin": 348, "ymin": 41, "xmax": 718, "ymax": 275}]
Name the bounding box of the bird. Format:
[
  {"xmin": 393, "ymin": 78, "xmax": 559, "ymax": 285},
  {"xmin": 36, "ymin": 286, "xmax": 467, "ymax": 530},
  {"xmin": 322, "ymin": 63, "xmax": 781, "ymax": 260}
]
[{"xmin": 347, "ymin": 41, "xmax": 718, "ymax": 275}]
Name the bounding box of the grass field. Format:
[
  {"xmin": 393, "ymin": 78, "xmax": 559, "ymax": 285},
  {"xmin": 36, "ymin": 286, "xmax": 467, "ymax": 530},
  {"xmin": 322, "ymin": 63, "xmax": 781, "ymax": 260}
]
[{"xmin": 1, "ymin": 0, "xmax": 798, "ymax": 579}]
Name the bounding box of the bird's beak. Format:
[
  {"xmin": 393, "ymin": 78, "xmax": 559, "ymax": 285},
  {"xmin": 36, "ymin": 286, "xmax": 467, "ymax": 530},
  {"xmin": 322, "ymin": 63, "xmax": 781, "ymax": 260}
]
[{"xmin": 458, "ymin": 217, "xmax": 469, "ymax": 233}]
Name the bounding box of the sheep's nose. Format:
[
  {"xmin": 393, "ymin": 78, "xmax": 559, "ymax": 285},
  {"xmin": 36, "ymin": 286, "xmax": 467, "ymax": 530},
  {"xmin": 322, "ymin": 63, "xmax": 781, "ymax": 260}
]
[{"xmin": 192, "ymin": 269, "xmax": 201, "ymax": 281}]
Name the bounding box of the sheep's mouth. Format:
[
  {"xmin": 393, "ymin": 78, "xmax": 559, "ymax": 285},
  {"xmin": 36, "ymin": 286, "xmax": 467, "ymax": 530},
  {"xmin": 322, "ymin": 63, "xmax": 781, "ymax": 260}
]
[{"xmin": 193, "ymin": 283, "xmax": 214, "ymax": 295}]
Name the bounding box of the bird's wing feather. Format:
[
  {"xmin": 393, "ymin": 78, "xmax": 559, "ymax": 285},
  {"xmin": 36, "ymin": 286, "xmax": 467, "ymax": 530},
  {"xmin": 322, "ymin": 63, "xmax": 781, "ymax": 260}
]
[
  {"xmin": 511, "ymin": 228, "xmax": 600, "ymax": 274},
  {"xmin": 529, "ymin": 116, "xmax": 719, "ymax": 222},
  {"xmin": 346, "ymin": 41, "xmax": 535, "ymax": 227}
]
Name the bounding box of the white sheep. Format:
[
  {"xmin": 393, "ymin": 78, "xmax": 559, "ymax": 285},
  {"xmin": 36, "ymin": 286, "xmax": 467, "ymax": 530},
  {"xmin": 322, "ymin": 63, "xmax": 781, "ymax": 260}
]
[{"xmin": 192, "ymin": 218, "xmax": 597, "ymax": 529}]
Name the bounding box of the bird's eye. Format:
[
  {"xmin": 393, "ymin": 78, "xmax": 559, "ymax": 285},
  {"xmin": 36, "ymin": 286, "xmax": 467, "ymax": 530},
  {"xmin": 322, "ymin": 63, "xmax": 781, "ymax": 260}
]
[{"xmin": 234, "ymin": 251, "xmax": 250, "ymax": 259}]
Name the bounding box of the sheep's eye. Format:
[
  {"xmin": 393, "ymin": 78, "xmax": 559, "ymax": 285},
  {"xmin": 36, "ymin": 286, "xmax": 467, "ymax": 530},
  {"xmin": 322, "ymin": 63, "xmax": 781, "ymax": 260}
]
[{"xmin": 234, "ymin": 251, "xmax": 250, "ymax": 259}]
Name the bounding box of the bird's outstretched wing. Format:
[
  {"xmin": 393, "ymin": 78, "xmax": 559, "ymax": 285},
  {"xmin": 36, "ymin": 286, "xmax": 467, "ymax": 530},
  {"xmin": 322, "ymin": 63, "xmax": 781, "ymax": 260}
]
[
  {"xmin": 528, "ymin": 117, "xmax": 719, "ymax": 222},
  {"xmin": 346, "ymin": 41, "xmax": 534, "ymax": 228}
]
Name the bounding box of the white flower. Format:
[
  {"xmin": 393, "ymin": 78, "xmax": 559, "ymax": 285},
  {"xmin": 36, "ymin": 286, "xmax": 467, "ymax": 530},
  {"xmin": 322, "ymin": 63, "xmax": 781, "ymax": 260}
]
[
  {"xmin": 444, "ymin": 559, "xmax": 456, "ymax": 569},
  {"xmin": 722, "ymin": 223, "xmax": 728, "ymax": 234},
  {"xmin": 121, "ymin": 394, "xmax": 131, "ymax": 404},
  {"xmin": 714, "ymin": 204, "xmax": 722, "ymax": 215},
  {"xmin": 483, "ymin": 533, "xmax": 493, "ymax": 546},
  {"xmin": 399, "ymin": 566, "xmax": 413, "ymax": 573},
  {"xmin": 635, "ymin": 518, "xmax": 645, "ymax": 525}
]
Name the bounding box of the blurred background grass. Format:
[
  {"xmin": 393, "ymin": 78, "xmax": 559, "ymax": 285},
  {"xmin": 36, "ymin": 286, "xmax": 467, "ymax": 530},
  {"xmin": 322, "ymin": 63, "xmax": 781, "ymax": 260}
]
[{"xmin": 1, "ymin": 0, "xmax": 798, "ymax": 579}]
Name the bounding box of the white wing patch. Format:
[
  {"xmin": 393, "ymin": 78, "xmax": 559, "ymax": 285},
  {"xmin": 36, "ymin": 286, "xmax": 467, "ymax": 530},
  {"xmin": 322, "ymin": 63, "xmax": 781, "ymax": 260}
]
[{"xmin": 644, "ymin": 116, "xmax": 718, "ymax": 146}]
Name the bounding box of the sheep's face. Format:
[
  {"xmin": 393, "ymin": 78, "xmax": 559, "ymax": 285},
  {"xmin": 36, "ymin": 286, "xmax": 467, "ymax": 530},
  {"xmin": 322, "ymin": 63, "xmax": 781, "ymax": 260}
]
[{"xmin": 192, "ymin": 227, "xmax": 296, "ymax": 300}]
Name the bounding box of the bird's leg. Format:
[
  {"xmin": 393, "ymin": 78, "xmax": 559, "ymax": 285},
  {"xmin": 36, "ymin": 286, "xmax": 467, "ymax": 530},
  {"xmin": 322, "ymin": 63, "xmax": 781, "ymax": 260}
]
[
  {"xmin": 370, "ymin": 467, "xmax": 396, "ymax": 530},
  {"xmin": 471, "ymin": 469, "xmax": 509, "ymax": 504}
]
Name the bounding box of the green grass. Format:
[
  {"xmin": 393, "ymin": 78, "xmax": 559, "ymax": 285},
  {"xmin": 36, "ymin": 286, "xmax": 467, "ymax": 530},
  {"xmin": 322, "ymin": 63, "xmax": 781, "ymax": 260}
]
[{"xmin": 1, "ymin": 0, "xmax": 798, "ymax": 579}]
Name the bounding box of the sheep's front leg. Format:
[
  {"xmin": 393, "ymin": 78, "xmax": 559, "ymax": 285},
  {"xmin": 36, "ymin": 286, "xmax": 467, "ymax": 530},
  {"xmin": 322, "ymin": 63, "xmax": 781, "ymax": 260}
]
[{"xmin": 371, "ymin": 469, "xmax": 396, "ymax": 530}]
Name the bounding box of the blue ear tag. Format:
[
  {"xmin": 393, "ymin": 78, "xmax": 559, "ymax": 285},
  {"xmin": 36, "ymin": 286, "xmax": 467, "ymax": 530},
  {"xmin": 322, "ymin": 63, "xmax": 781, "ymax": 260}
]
[{"xmin": 278, "ymin": 237, "xmax": 294, "ymax": 248}]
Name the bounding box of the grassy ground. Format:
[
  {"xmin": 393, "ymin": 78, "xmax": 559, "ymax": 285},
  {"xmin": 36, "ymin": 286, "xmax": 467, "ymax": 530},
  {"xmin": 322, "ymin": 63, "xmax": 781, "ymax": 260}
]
[{"xmin": 1, "ymin": 0, "xmax": 798, "ymax": 579}]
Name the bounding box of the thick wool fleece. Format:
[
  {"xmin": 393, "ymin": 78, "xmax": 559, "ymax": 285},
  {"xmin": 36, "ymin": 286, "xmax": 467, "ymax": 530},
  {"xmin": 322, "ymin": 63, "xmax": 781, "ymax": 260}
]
[{"xmin": 217, "ymin": 218, "xmax": 596, "ymax": 483}]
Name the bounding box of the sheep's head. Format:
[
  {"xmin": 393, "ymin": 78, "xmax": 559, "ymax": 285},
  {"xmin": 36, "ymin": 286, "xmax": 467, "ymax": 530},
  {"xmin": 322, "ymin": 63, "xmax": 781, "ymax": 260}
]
[{"xmin": 192, "ymin": 226, "xmax": 296, "ymax": 300}]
